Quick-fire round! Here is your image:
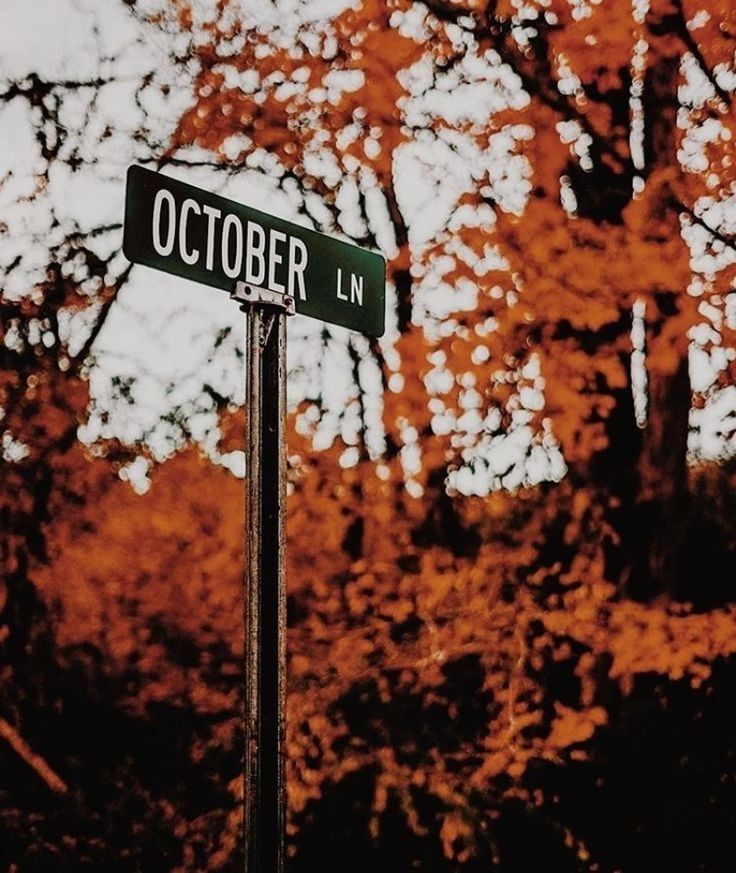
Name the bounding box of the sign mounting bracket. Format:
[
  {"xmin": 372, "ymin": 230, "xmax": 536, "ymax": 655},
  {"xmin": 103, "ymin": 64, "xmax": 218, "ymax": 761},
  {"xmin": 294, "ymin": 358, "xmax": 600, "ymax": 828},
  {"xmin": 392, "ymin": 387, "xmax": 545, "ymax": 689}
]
[
  {"xmin": 231, "ymin": 281, "xmax": 295, "ymax": 350},
  {"xmin": 231, "ymin": 280, "xmax": 296, "ymax": 314}
]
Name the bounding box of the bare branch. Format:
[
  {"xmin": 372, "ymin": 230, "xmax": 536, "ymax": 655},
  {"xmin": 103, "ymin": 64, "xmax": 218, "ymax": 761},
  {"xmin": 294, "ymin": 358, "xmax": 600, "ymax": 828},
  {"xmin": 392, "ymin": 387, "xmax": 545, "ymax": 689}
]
[
  {"xmin": 0, "ymin": 717, "xmax": 68, "ymax": 795},
  {"xmin": 73, "ymin": 263, "xmax": 133, "ymax": 370},
  {"xmin": 681, "ymin": 203, "xmax": 736, "ymax": 254}
]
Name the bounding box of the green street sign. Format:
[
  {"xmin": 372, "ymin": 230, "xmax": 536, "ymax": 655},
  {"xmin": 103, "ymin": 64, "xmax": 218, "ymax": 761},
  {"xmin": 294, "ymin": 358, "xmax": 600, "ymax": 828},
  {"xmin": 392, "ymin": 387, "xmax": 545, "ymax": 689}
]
[{"xmin": 123, "ymin": 165, "xmax": 386, "ymax": 337}]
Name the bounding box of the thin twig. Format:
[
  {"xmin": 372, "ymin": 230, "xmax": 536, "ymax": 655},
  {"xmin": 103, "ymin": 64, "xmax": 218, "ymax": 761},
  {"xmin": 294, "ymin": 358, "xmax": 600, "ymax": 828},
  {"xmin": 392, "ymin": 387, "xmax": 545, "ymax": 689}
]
[
  {"xmin": 679, "ymin": 200, "xmax": 736, "ymax": 254},
  {"xmin": 0, "ymin": 717, "xmax": 68, "ymax": 795}
]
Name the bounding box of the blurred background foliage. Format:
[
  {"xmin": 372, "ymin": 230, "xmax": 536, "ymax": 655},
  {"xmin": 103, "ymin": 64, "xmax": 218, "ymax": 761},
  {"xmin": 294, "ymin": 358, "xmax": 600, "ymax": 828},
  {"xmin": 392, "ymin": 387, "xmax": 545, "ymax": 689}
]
[{"xmin": 2, "ymin": 0, "xmax": 736, "ymax": 869}]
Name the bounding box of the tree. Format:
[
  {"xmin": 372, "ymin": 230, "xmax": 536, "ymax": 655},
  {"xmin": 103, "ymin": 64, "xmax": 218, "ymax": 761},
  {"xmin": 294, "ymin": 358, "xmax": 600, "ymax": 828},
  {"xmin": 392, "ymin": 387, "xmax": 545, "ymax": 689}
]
[{"xmin": 2, "ymin": 0, "xmax": 736, "ymax": 869}]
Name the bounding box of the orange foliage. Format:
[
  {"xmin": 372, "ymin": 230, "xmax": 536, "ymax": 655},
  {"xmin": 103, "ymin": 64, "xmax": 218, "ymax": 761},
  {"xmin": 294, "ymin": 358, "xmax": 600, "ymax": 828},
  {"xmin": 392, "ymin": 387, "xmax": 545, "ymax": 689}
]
[{"xmin": 3, "ymin": 0, "xmax": 736, "ymax": 869}]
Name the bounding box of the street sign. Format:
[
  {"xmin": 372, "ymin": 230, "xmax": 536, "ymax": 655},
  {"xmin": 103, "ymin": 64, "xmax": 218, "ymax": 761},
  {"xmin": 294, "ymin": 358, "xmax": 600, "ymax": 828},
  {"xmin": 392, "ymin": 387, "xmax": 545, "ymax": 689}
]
[
  {"xmin": 123, "ymin": 165, "xmax": 386, "ymax": 337},
  {"xmin": 122, "ymin": 162, "xmax": 388, "ymax": 873}
]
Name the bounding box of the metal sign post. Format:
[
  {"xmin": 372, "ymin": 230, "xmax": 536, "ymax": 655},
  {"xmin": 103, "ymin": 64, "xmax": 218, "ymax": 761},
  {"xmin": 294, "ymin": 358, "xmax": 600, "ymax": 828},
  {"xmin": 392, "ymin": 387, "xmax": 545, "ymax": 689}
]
[{"xmin": 232, "ymin": 281, "xmax": 294, "ymax": 873}]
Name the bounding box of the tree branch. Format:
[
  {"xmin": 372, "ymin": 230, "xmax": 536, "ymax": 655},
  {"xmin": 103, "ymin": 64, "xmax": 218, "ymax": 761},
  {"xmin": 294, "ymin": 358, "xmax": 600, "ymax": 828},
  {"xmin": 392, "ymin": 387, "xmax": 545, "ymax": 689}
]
[
  {"xmin": 73, "ymin": 263, "xmax": 133, "ymax": 370},
  {"xmin": 678, "ymin": 200, "xmax": 736, "ymax": 254},
  {"xmin": 0, "ymin": 717, "xmax": 68, "ymax": 795}
]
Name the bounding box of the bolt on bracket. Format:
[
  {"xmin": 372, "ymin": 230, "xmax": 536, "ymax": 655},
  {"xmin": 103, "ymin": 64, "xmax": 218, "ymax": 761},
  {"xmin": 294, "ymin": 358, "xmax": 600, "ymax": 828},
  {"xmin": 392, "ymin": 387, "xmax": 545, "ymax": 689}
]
[{"xmin": 231, "ymin": 281, "xmax": 296, "ymax": 315}]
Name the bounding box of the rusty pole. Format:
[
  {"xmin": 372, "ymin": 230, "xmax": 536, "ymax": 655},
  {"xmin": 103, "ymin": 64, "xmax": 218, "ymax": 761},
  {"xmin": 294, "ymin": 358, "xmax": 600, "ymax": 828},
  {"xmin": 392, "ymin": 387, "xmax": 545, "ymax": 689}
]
[{"xmin": 234, "ymin": 281, "xmax": 292, "ymax": 873}]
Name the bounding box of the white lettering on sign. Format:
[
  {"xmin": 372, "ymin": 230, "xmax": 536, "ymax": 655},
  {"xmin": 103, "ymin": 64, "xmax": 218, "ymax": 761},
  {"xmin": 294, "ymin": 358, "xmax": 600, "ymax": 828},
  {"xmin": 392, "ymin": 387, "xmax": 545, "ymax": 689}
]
[
  {"xmin": 179, "ymin": 198, "xmax": 201, "ymax": 266},
  {"xmin": 149, "ymin": 192, "xmax": 311, "ymax": 296},
  {"xmin": 245, "ymin": 221, "xmax": 266, "ymax": 286},
  {"xmin": 351, "ymin": 273, "xmax": 363, "ymax": 306},
  {"xmin": 268, "ymin": 229, "xmax": 286, "ymax": 294},
  {"xmin": 152, "ymin": 189, "xmax": 176, "ymax": 257},
  {"xmin": 336, "ymin": 267, "xmax": 364, "ymax": 306},
  {"xmin": 222, "ymin": 214, "xmax": 243, "ymax": 279},
  {"xmin": 288, "ymin": 237, "xmax": 308, "ymax": 301},
  {"xmin": 202, "ymin": 205, "xmax": 221, "ymax": 271},
  {"xmin": 336, "ymin": 268, "xmax": 347, "ymax": 301}
]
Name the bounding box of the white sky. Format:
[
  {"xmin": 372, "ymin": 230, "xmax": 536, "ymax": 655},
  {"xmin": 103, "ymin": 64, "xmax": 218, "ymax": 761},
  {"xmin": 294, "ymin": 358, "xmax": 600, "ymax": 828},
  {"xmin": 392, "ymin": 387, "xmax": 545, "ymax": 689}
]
[{"xmin": 2, "ymin": 0, "xmax": 735, "ymax": 492}]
